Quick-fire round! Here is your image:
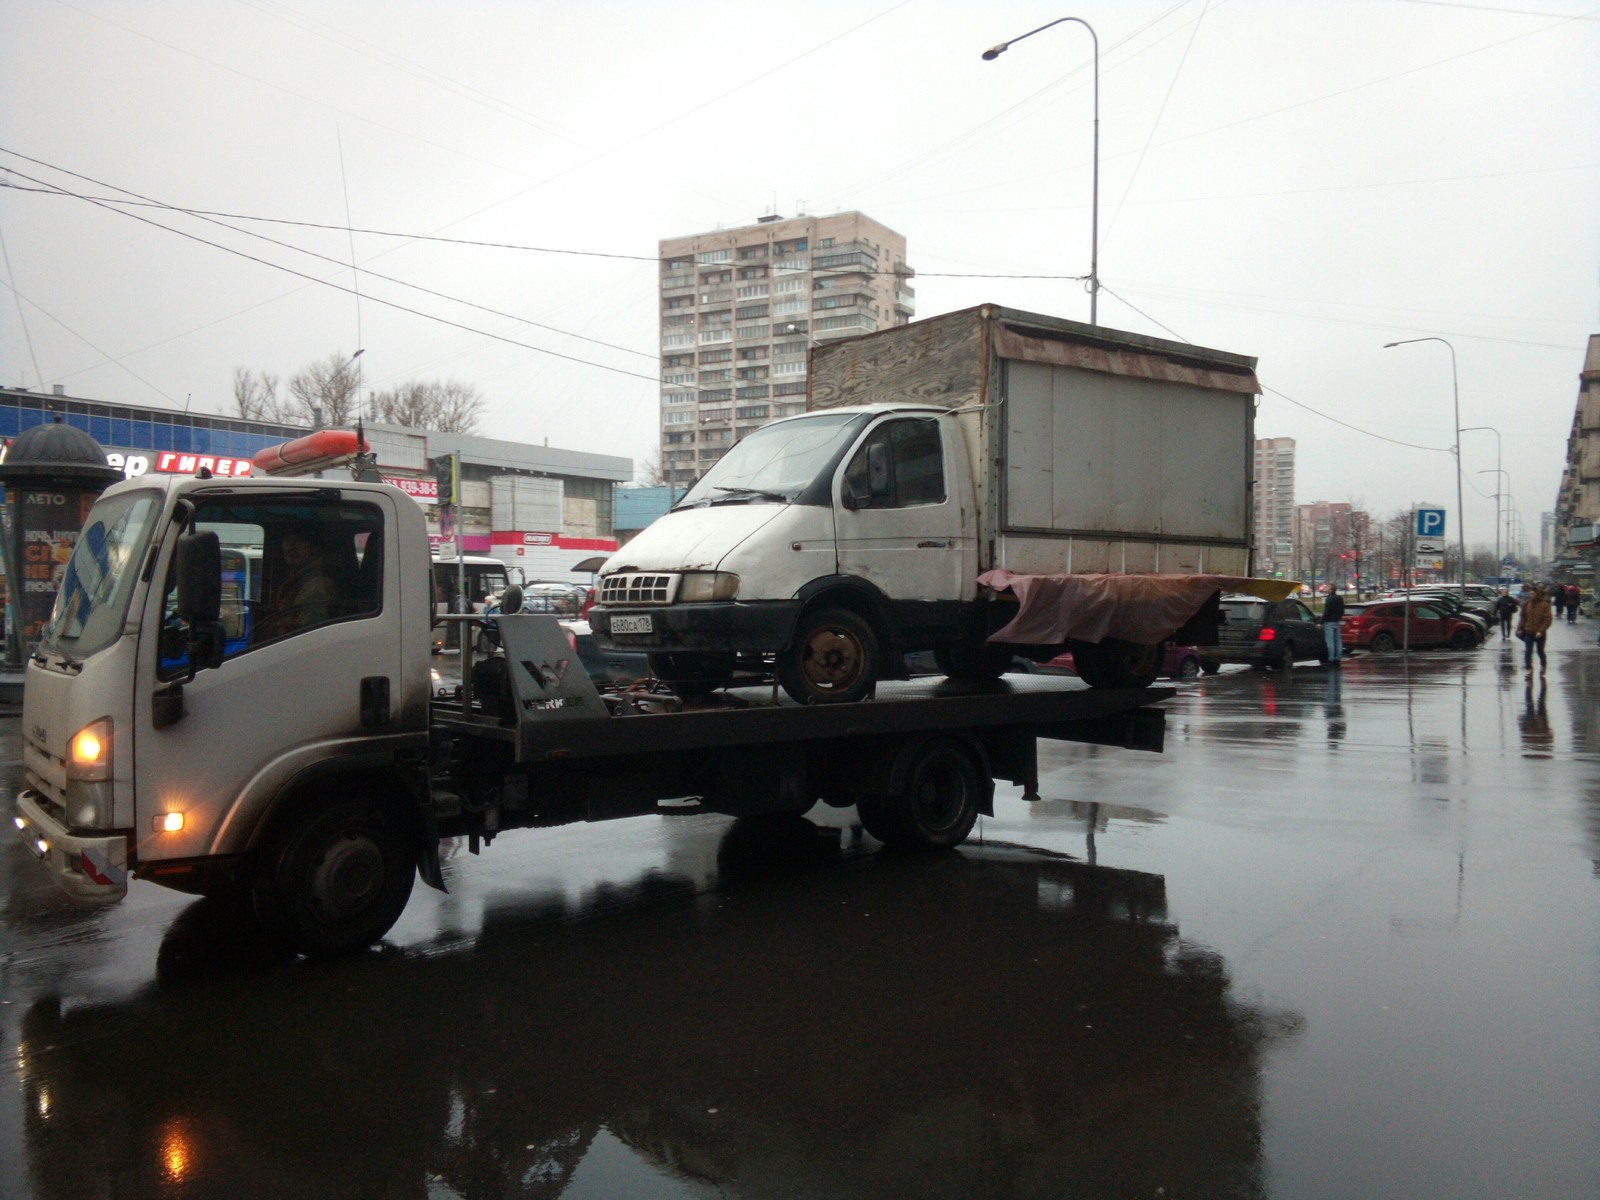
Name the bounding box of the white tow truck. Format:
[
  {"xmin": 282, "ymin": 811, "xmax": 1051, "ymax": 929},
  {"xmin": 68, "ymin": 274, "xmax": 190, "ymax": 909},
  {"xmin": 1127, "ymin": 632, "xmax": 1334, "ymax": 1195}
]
[{"xmin": 11, "ymin": 461, "xmax": 1171, "ymax": 957}]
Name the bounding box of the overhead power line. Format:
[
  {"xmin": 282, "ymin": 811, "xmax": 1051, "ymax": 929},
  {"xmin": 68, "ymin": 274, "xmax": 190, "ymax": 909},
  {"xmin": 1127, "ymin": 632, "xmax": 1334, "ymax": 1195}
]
[
  {"xmin": 1097, "ymin": 284, "xmax": 1454, "ymax": 453},
  {"xmin": 0, "ymin": 149, "xmax": 1083, "ymax": 280},
  {"xmin": 6, "ymin": 174, "xmax": 662, "ymax": 384}
]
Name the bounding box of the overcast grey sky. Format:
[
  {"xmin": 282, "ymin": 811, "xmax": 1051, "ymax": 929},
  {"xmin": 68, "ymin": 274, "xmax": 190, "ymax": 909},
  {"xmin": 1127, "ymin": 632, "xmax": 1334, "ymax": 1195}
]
[{"xmin": 3, "ymin": 0, "xmax": 1597, "ymax": 553}]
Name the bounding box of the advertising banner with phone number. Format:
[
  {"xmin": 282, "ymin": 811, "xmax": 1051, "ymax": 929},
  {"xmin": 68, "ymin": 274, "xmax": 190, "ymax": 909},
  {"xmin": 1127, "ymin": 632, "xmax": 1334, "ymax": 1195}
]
[{"xmin": 16, "ymin": 489, "xmax": 96, "ymax": 643}]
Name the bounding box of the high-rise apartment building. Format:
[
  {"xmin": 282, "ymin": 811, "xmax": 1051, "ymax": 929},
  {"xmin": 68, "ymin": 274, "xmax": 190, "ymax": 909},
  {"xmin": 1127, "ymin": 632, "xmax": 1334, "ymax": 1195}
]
[
  {"xmin": 657, "ymin": 212, "xmax": 914, "ymax": 486},
  {"xmin": 1553, "ymin": 334, "xmax": 1600, "ymax": 564},
  {"xmin": 1252, "ymin": 436, "xmax": 1296, "ymax": 577}
]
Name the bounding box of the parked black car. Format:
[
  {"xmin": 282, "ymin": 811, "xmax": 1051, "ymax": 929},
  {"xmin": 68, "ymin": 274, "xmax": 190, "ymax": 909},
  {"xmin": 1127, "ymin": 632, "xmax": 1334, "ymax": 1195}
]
[{"xmin": 1198, "ymin": 595, "xmax": 1327, "ymax": 673}]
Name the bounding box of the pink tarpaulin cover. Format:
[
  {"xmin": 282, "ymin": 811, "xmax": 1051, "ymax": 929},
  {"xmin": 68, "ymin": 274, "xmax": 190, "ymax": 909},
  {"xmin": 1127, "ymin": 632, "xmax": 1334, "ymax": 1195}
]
[{"xmin": 979, "ymin": 571, "xmax": 1301, "ymax": 646}]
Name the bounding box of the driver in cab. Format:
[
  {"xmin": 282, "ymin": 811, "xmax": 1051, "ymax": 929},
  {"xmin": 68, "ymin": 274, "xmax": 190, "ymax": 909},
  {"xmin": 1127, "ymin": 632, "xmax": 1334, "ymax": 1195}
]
[{"xmin": 257, "ymin": 530, "xmax": 337, "ymax": 639}]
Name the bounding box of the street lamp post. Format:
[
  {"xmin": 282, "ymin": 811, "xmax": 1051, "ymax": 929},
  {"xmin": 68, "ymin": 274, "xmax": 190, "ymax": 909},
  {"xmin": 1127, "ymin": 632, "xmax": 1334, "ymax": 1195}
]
[
  {"xmin": 1384, "ymin": 337, "xmax": 1466, "ymax": 599},
  {"xmin": 983, "ymin": 17, "xmax": 1099, "ymax": 325},
  {"xmin": 1477, "ymin": 466, "xmax": 1511, "ymax": 582},
  {"xmin": 1461, "ymin": 425, "xmax": 1502, "ymax": 579}
]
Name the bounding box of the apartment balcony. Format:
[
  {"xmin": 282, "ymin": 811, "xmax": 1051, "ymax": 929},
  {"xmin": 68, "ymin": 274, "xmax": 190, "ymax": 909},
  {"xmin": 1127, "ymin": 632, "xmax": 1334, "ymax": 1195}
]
[
  {"xmin": 812, "ymin": 244, "xmax": 878, "ymax": 274},
  {"xmin": 698, "ymin": 330, "xmax": 732, "ymax": 345},
  {"xmin": 699, "ymin": 288, "xmax": 732, "ymax": 304},
  {"xmin": 773, "ymin": 258, "xmax": 809, "ymax": 274}
]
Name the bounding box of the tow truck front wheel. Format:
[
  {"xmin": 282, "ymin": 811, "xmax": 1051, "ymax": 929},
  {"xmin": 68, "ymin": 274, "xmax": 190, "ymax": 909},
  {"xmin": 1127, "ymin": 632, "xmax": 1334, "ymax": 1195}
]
[
  {"xmin": 779, "ymin": 607, "xmax": 879, "ymax": 704},
  {"xmin": 252, "ymin": 797, "xmax": 416, "ymax": 958}
]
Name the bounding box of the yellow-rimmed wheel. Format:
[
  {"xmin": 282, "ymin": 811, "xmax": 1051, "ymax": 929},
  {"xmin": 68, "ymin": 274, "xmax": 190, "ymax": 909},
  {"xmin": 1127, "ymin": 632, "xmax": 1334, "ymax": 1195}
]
[{"xmin": 779, "ymin": 607, "xmax": 879, "ymax": 705}]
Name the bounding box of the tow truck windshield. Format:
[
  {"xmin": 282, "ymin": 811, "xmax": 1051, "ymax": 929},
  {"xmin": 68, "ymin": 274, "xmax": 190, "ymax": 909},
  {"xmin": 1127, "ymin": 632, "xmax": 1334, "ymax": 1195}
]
[
  {"xmin": 37, "ymin": 489, "xmax": 160, "ymax": 661},
  {"xmin": 677, "ymin": 411, "xmax": 868, "ymax": 508}
]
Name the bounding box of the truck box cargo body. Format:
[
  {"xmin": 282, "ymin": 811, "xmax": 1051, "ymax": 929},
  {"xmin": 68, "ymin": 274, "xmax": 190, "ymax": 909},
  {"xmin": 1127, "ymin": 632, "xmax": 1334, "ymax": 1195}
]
[
  {"xmin": 808, "ymin": 306, "xmax": 1257, "ymax": 575},
  {"xmin": 11, "ymin": 470, "xmax": 1171, "ymax": 959},
  {"xmin": 592, "ymin": 305, "xmax": 1258, "ymax": 704}
]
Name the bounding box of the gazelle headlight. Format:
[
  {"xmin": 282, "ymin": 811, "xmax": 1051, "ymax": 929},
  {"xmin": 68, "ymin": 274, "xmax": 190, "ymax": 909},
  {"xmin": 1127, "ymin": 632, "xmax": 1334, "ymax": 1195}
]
[{"xmin": 677, "ymin": 572, "xmax": 740, "ymax": 603}]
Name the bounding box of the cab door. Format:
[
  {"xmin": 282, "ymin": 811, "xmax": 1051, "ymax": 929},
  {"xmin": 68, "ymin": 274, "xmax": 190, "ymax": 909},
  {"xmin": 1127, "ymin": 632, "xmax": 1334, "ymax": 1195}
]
[
  {"xmin": 834, "ymin": 417, "xmax": 973, "ymax": 616},
  {"xmin": 132, "ymin": 490, "xmax": 404, "ymax": 867}
]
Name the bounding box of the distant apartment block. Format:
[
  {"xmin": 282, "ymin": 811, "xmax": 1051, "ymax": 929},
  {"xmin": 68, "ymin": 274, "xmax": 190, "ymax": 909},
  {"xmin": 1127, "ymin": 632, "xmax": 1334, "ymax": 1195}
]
[
  {"xmin": 1293, "ymin": 500, "xmax": 1360, "ymax": 585},
  {"xmin": 1553, "ymin": 334, "xmax": 1600, "ymax": 563},
  {"xmin": 1252, "ymin": 436, "xmax": 1295, "ymax": 576},
  {"xmin": 657, "ymin": 211, "xmax": 914, "ymax": 486}
]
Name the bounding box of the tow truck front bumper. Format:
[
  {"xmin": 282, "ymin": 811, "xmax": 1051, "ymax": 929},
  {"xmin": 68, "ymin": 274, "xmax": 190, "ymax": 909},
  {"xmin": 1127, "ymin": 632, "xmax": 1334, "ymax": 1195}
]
[{"xmin": 13, "ymin": 788, "xmax": 130, "ymax": 904}]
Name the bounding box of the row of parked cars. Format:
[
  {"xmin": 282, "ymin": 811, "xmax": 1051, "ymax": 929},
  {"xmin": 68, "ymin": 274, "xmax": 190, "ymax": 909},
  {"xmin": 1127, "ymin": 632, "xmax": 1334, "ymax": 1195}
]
[{"xmin": 1196, "ymin": 587, "xmax": 1494, "ymax": 671}]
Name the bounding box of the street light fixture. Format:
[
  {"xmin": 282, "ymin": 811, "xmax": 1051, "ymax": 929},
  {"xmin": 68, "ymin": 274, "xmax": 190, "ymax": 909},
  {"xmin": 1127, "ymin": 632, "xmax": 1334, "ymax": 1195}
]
[
  {"xmin": 1384, "ymin": 337, "xmax": 1466, "ymax": 599},
  {"xmin": 982, "ymin": 16, "xmax": 1100, "ymax": 325}
]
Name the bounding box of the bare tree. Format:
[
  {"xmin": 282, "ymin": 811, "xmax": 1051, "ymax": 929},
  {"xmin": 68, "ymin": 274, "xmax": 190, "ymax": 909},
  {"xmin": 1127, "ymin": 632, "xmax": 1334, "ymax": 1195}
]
[
  {"xmin": 286, "ymin": 352, "xmax": 363, "ymax": 427},
  {"xmin": 372, "ymin": 379, "xmax": 485, "ymax": 434},
  {"xmin": 635, "ymin": 448, "xmax": 667, "ymax": 487},
  {"xmin": 431, "ymin": 381, "xmax": 484, "ymax": 434},
  {"xmin": 232, "ymin": 367, "xmax": 282, "ymax": 422}
]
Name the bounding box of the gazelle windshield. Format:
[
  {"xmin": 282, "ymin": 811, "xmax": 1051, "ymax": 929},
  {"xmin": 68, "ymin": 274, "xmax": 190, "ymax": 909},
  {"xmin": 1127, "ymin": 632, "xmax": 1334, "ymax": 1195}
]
[
  {"xmin": 678, "ymin": 411, "xmax": 869, "ymax": 507},
  {"xmin": 38, "ymin": 490, "xmax": 161, "ymax": 660}
]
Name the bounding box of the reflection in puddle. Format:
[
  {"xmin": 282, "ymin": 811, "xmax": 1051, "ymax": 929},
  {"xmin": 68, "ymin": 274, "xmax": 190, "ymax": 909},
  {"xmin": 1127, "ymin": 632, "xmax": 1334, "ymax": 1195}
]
[{"xmin": 16, "ymin": 818, "xmax": 1300, "ymax": 1200}]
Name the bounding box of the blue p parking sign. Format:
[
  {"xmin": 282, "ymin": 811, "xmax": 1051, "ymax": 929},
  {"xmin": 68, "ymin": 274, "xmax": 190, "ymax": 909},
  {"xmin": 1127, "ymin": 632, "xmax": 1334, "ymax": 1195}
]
[{"xmin": 1416, "ymin": 508, "xmax": 1446, "ymax": 539}]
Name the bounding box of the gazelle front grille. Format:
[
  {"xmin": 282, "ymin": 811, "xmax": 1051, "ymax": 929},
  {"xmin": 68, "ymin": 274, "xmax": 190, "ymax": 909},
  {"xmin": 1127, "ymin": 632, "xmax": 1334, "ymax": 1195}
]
[{"xmin": 599, "ymin": 573, "xmax": 678, "ymax": 605}]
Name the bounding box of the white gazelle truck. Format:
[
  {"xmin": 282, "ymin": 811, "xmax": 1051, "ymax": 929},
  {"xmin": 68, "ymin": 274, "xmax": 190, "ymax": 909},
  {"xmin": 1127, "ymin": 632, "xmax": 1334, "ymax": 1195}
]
[{"xmin": 593, "ymin": 305, "xmax": 1261, "ymax": 704}]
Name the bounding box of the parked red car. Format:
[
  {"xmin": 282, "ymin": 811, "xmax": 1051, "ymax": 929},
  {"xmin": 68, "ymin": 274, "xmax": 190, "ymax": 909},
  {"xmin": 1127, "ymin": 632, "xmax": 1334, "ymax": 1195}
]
[
  {"xmin": 1340, "ymin": 600, "xmax": 1481, "ymax": 652},
  {"xmin": 1044, "ymin": 643, "xmax": 1203, "ymax": 681}
]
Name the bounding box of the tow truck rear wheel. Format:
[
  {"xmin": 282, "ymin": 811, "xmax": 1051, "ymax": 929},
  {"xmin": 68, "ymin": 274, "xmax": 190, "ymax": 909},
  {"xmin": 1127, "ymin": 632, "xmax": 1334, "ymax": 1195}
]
[
  {"xmin": 876, "ymin": 740, "xmax": 984, "ymax": 849},
  {"xmin": 252, "ymin": 796, "xmax": 417, "ymax": 958}
]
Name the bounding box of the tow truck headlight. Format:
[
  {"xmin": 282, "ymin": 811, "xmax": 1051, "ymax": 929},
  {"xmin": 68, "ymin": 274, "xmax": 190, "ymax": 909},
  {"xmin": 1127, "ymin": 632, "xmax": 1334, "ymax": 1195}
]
[
  {"xmin": 68, "ymin": 718, "xmax": 112, "ymax": 782},
  {"xmin": 154, "ymin": 812, "xmax": 185, "ymax": 834},
  {"xmin": 677, "ymin": 572, "xmax": 740, "ymax": 603}
]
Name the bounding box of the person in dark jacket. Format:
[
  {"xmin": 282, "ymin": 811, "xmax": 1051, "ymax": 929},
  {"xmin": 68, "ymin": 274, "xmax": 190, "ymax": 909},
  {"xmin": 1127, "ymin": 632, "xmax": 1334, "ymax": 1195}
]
[
  {"xmin": 1494, "ymin": 590, "xmax": 1517, "ymax": 638},
  {"xmin": 1321, "ymin": 588, "xmax": 1346, "ymax": 664}
]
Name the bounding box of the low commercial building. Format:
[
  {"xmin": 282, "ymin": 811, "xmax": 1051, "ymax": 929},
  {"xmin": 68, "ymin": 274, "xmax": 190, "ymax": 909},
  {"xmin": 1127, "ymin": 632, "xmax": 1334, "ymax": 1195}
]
[{"xmin": 0, "ymin": 387, "xmax": 632, "ymax": 603}]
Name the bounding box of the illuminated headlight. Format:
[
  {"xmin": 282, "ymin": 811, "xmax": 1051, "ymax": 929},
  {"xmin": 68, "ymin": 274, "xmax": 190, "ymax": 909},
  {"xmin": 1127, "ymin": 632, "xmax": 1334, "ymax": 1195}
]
[
  {"xmin": 154, "ymin": 812, "xmax": 185, "ymax": 834},
  {"xmin": 677, "ymin": 572, "xmax": 740, "ymax": 603},
  {"xmin": 68, "ymin": 718, "xmax": 112, "ymax": 782}
]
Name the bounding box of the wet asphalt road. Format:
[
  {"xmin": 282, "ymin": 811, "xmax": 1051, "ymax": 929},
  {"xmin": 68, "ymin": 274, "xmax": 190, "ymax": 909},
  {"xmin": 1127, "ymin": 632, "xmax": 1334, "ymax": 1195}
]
[{"xmin": 2, "ymin": 623, "xmax": 1598, "ymax": 1200}]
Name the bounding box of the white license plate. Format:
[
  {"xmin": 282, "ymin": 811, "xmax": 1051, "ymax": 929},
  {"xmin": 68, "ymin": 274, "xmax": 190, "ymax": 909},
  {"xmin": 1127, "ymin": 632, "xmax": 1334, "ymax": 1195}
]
[{"xmin": 610, "ymin": 614, "xmax": 654, "ymax": 635}]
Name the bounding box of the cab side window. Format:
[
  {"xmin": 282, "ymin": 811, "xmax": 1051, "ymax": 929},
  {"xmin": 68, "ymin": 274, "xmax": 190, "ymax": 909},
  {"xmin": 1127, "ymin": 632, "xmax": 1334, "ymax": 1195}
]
[
  {"xmin": 159, "ymin": 498, "xmax": 384, "ymax": 679},
  {"xmin": 891, "ymin": 419, "xmax": 946, "ymax": 506},
  {"xmin": 843, "ymin": 418, "xmax": 946, "ymax": 509}
]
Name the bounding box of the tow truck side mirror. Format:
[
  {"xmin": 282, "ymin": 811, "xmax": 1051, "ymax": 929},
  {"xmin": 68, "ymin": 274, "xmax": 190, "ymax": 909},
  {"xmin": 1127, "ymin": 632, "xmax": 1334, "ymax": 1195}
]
[
  {"xmin": 176, "ymin": 531, "xmax": 225, "ymax": 671},
  {"xmin": 177, "ymin": 531, "xmax": 221, "ymax": 623}
]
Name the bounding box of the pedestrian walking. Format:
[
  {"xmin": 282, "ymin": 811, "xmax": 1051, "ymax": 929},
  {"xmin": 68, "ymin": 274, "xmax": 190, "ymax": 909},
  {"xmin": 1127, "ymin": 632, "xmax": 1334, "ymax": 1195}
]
[
  {"xmin": 1565, "ymin": 583, "xmax": 1581, "ymax": 623},
  {"xmin": 1494, "ymin": 589, "xmax": 1516, "ymax": 638},
  {"xmin": 1321, "ymin": 586, "xmax": 1346, "ymax": 664},
  {"xmin": 1551, "ymin": 586, "xmax": 1567, "ymax": 622},
  {"xmin": 1516, "ymin": 584, "xmax": 1553, "ymax": 676}
]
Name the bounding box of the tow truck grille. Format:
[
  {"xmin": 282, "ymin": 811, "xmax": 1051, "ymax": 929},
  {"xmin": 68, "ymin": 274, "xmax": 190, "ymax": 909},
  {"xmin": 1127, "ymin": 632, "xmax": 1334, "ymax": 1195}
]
[{"xmin": 600, "ymin": 573, "xmax": 678, "ymax": 605}]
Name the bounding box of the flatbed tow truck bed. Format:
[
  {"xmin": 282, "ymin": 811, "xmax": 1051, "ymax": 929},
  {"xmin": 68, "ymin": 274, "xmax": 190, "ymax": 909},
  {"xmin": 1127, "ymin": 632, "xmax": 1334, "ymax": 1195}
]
[
  {"xmin": 419, "ymin": 619, "xmax": 1170, "ymax": 851},
  {"xmin": 431, "ymin": 619, "xmax": 1171, "ymax": 763}
]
